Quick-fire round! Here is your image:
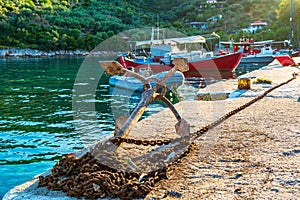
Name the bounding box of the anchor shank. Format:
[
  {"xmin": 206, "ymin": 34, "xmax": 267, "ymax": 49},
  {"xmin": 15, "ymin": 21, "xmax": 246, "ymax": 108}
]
[{"xmin": 114, "ymin": 89, "xmax": 158, "ymax": 139}]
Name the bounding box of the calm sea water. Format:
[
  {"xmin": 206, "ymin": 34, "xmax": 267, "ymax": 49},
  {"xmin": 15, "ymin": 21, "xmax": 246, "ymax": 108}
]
[{"xmin": 0, "ymin": 57, "xmax": 184, "ymax": 198}]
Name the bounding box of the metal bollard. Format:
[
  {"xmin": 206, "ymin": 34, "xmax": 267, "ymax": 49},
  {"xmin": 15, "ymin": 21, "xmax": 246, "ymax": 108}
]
[{"xmin": 238, "ymin": 77, "xmax": 251, "ymax": 90}]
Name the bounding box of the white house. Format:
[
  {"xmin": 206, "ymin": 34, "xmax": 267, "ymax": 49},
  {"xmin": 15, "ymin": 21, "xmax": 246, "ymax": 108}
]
[
  {"xmin": 207, "ymin": 0, "xmax": 217, "ymax": 3},
  {"xmin": 242, "ymin": 21, "xmax": 268, "ymax": 33}
]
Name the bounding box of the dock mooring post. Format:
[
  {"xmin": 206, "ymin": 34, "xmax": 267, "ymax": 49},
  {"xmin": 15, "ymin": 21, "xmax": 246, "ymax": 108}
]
[{"xmin": 238, "ymin": 77, "xmax": 251, "ymax": 90}]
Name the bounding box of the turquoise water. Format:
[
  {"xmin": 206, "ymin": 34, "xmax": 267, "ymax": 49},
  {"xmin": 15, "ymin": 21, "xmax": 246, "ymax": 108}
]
[
  {"xmin": 0, "ymin": 57, "xmax": 84, "ymax": 197},
  {"xmin": 0, "ymin": 57, "xmax": 181, "ymax": 198}
]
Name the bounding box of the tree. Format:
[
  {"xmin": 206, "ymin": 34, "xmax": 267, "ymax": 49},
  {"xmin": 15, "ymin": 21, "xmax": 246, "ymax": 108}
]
[{"xmin": 276, "ymin": 0, "xmax": 300, "ymax": 46}]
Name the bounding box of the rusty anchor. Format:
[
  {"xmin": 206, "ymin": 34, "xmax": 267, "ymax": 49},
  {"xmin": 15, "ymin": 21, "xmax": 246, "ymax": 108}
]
[{"xmin": 95, "ymin": 58, "xmax": 191, "ymax": 172}]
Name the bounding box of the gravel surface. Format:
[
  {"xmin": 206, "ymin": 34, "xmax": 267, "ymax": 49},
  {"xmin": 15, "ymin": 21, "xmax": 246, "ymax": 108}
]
[{"xmin": 146, "ymin": 97, "xmax": 300, "ymax": 200}]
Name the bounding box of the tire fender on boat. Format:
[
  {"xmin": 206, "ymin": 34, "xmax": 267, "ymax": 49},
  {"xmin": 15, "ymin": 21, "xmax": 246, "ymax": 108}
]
[{"xmin": 160, "ymin": 61, "xmax": 166, "ymax": 66}]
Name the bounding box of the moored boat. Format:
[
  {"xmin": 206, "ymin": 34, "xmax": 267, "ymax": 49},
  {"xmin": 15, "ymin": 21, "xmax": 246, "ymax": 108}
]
[
  {"xmin": 221, "ymin": 40, "xmax": 290, "ymax": 66},
  {"xmin": 291, "ymin": 49, "xmax": 300, "ymax": 57},
  {"xmin": 119, "ymin": 35, "xmax": 242, "ymax": 79}
]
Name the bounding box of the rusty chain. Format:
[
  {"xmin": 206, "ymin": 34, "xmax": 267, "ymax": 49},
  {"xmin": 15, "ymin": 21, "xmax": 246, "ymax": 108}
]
[
  {"xmin": 110, "ymin": 137, "xmax": 171, "ymax": 146},
  {"xmin": 39, "ymin": 73, "xmax": 298, "ymax": 199},
  {"xmin": 113, "ymin": 72, "xmax": 298, "ymax": 146}
]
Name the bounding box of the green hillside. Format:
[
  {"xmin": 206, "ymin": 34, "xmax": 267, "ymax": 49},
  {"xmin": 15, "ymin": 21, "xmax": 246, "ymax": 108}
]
[{"xmin": 0, "ymin": 0, "xmax": 298, "ymax": 50}]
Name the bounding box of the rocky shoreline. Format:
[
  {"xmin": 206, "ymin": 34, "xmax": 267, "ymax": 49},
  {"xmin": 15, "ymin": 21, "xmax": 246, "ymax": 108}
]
[
  {"xmin": 0, "ymin": 48, "xmax": 89, "ymax": 58},
  {"xmin": 0, "ymin": 48, "xmax": 121, "ymax": 58}
]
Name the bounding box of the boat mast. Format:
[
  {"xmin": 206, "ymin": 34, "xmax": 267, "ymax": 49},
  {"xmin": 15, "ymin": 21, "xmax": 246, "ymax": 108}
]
[
  {"xmin": 297, "ymin": 24, "xmax": 299, "ymax": 50},
  {"xmin": 289, "ymin": 0, "xmax": 293, "ymax": 47},
  {"xmin": 156, "ymin": 14, "xmax": 159, "ymax": 40},
  {"xmin": 151, "ymin": 27, "xmax": 154, "ymax": 41},
  {"xmin": 151, "ymin": 14, "xmax": 160, "ymax": 41}
]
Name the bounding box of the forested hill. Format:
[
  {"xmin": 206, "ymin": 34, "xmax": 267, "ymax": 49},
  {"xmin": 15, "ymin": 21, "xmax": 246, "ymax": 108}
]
[{"xmin": 0, "ymin": 0, "xmax": 297, "ymax": 51}]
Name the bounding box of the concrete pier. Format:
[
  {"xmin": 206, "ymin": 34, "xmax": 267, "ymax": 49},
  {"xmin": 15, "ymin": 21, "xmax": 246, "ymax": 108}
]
[{"xmin": 3, "ymin": 58, "xmax": 300, "ymax": 199}]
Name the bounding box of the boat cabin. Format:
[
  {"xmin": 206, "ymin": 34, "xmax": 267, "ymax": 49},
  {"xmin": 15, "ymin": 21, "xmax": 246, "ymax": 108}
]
[
  {"xmin": 127, "ymin": 35, "xmax": 212, "ymax": 64},
  {"xmin": 220, "ymin": 40, "xmax": 289, "ymax": 56}
]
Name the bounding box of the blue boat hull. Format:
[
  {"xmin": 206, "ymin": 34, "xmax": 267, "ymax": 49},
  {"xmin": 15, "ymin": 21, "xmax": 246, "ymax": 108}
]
[
  {"xmin": 109, "ymin": 71, "xmax": 184, "ymax": 91},
  {"xmin": 240, "ymin": 55, "xmax": 275, "ymax": 65}
]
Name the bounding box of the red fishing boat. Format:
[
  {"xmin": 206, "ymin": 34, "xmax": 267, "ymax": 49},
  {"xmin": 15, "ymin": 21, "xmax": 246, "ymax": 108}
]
[
  {"xmin": 119, "ymin": 35, "xmax": 242, "ymax": 79},
  {"xmin": 220, "ymin": 40, "xmax": 292, "ymax": 66}
]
